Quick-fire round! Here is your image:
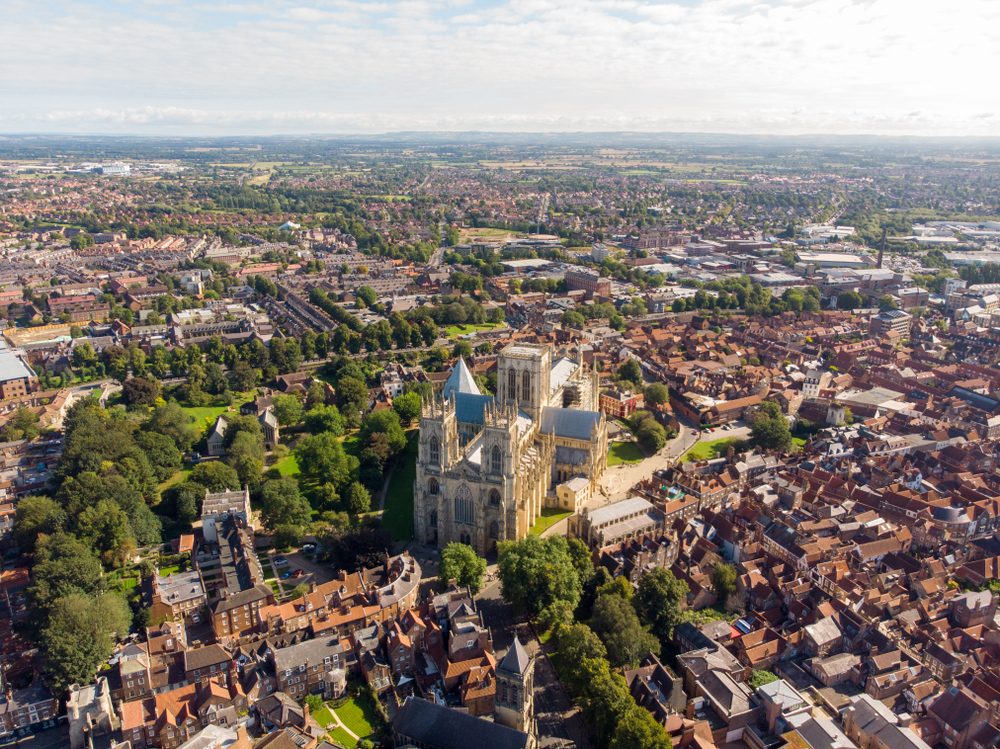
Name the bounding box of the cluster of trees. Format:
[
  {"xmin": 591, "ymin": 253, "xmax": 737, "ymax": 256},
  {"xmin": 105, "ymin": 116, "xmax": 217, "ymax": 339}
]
[
  {"xmin": 560, "ymin": 301, "xmax": 624, "ymax": 332},
  {"xmin": 628, "ymin": 410, "xmax": 672, "ymax": 454},
  {"xmin": 749, "ymin": 401, "xmax": 795, "ymax": 453}
]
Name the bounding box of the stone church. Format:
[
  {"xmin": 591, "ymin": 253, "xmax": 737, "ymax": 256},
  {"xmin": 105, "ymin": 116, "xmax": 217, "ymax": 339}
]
[{"xmin": 414, "ymin": 342, "xmax": 608, "ymax": 555}]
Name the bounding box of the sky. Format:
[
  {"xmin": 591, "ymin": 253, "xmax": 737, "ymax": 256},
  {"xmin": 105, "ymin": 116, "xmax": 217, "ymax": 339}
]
[{"xmin": 1, "ymin": 0, "xmax": 999, "ymax": 136}]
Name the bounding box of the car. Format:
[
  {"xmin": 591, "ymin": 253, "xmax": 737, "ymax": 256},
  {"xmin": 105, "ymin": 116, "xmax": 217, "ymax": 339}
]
[
  {"xmin": 302, "ymin": 543, "xmax": 316, "ymax": 552},
  {"xmin": 292, "ymin": 570, "xmax": 304, "ymax": 578},
  {"xmin": 274, "ymin": 557, "xmax": 288, "ymax": 565},
  {"xmin": 282, "ymin": 571, "xmax": 294, "ymax": 579}
]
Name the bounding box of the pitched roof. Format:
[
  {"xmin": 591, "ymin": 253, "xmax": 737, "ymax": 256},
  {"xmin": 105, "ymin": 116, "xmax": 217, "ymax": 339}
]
[
  {"xmin": 443, "ymin": 358, "xmax": 481, "ymax": 398},
  {"xmin": 393, "ymin": 696, "xmax": 530, "ymax": 749},
  {"xmin": 539, "ymin": 406, "xmax": 601, "ymax": 440},
  {"xmin": 497, "ymin": 638, "xmax": 530, "ymax": 676}
]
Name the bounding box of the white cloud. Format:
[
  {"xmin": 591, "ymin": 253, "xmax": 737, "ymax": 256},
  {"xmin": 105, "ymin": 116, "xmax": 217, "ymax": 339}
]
[{"xmin": 0, "ymin": 0, "xmax": 998, "ymax": 134}]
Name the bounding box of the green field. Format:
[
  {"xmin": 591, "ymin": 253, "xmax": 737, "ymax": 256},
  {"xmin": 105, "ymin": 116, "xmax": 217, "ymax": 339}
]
[
  {"xmin": 529, "ymin": 507, "xmax": 573, "ymax": 536},
  {"xmin": 274, "ymin": 454, "xmax": 301, "ymax": 478},
  {"xmin": 333, "ymin": 696, "xmax": 376, "ymax": 738},
  {"xmin": 312, "ymin": 707, "xmax": 335, "ymax": 729},
  {"xmin": 327, "ymin": 728, "xmax": 357, "ymax": 748},
  {"xmin": 608, "ymin": 441, "xmax": 644, "ymax": 466},
  {"xmin": 442, "ymin": 323, "xmax": 505, "ymax": 338},
  {"xmin": 684, "ymin": 437, "xmax": 739, "ymax": 462},
  {"xmin": 382, "ymin": 431, "xmax": 417, "ymax": 541}
]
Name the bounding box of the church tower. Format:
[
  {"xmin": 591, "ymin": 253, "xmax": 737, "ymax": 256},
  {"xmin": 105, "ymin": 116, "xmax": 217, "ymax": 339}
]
[
  {"xmin": 494, "ymin": 638, "xmax": 534, "ymax": 735},
  {"xmin": 497, "ymin": 343, "xmax": 550, "ymax": 421}
]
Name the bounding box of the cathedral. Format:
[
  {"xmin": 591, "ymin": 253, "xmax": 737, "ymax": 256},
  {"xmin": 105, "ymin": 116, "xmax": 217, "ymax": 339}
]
[{"xmin": 414, "ymin": 342, "xmax": 609, "ymax": 556}]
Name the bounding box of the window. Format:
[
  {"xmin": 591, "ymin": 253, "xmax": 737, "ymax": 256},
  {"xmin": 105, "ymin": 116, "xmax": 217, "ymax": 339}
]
[
  {"xmin": 429, "ymin": 436, "xmax": 440, "ymax": 465},
  {"xmin": 507, "ymin": 369, "xmax": 516, "ymax": 399},
  {"xmin": 489, "ymin": 489, "xmax": 500, "ymax": 506},
  {"xmin": 491, "ymin": 446, "xmax": 502, "ymax": 475},
  {"xmin": 490, "ymin": 522, "xmax": 499, "ymax": 539},
  {"xmin": 429, "ymin": 478, "xmax": 439, "ymax": 496},
  {"xmin": 455, "ymin": 484, "xmax": 475, "ymax": 526},
  {"xmin": 511, "ymin": 685, "xmax": 518, "ymax": 706},
  {"xmin": 521, "ymin": 370, "xmax": 531, "ymax": 401},
  {"xmin": 430, "ymin": 511, "xmax": 438, "ymax": 527}
]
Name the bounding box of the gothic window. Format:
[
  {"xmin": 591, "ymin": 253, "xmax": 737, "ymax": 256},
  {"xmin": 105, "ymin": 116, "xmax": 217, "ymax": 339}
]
[
  {"xmin": 491, "ymin": 445, "xmax": 502, "ymax": 475},
  {"xmin": 511, "ymin": 685, "xmax": 518, "ymax": 707},
  {"xmin": 428, "ymin": 478, "xmax": 439, "ymax": 495},
  {"xmin": 455, "ymin": 484, "xmax": 474, "ymax": 525},
  {"xmin": 502, "ymin": 683, "xmax": 508, "ymax": 702},
  {"xmin": 430, "ymin": 511, "xmax": 437, "ymax": 527},
  {"xmin": 521, "ymin": 370, "xmax": 531, "ymax": 402},
  {"xmin": 508, "ymin": 369, "xmax": 516, "ymax": 400},
  {"xmin": 489, "ymin": 521, "xmax": 499, "ymax": 539},
  {"xmin": 429, "ymin": 436, "xmax": 439, "ymax": 465},
  {"xmin": 489, "ymin": 489, "xmax": 501, "ymax": 506}
]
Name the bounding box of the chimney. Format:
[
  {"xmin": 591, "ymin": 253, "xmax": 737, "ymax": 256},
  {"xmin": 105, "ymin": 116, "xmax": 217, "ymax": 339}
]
[
  {"xmin": 310, "ymin": 581, "xmax": 317, "ymax": 594},
  {"xmin": 686, "ymin": 699, "xmax": 696, "ymax": 719},
  {"xmin": 338, "ymin": 570, "xmax": 347, "ymax": 582}
]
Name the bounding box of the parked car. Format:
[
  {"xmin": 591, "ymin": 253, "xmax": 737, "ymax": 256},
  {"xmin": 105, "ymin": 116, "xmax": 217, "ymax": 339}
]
[
  {"xmin": 302, "ymin": 543, "xmax": 316, "ymax": 553},
  {"xmin": 282, "ymin": 570, "xmax": 294, "ymax": 579},
  {"xmin": 292, "ymin": 570, "xmax": 304, "ymax": 578},
  {"xmin": 274, "ymin": 557, "xmax": 288, "ymax": 565}
]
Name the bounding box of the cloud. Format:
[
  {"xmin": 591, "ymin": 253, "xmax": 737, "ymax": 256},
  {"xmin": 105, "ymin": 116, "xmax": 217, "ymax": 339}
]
[{"xmin": 0, "ymin": 0, "xmax": 998, "ymax": 135}]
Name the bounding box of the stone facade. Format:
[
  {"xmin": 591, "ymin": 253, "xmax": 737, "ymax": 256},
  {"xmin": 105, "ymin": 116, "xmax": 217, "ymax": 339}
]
[{"xmin": 414, "ymin": 344, "xmax": 608, "ymax": 556}]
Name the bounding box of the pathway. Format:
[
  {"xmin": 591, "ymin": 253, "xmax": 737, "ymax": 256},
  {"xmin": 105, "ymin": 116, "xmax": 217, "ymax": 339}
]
[{"xmin": 330, "ymin": 709, "xmax": 361, "ymax": 742}]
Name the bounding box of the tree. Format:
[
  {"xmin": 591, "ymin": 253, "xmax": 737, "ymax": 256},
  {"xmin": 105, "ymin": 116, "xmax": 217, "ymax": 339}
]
[
  {"xmin": 162, "ymin": 481, "xmax": 206, "ymax": 524},
  {"xmin": 497, "ymin": 535, "xmax": 582, "ymax": 619},
  {"xmin": 643, "ymin": 383, "xmax": 669, "ymax": 407},
  {"xmin": 71, "ymin": 342, "xmax": 97, "ymax": 369},
  {"xmin": 121, "ymin": 377, "xmax": 162, "ymax": 407},
  {"xmin": 306, "ymin": 380, "xmax": 326, "ymax": 410},
  {"xmin": 135, "ymin": 432, "xmax": 183, "ymax": 482},
  {"xmin": 345, "ymin": 481, "xmax": 372, "ymax": 514},
  {"xmin": 41, "ymin": 592, "xmax": 131, "ymax": 695},
  {"xmin": 552, "ymin": 623, "xmax": 607, "ymax": 694},
  {"xmin": 452, "ymin": 341, "xmax": 473, "ymax": 360},
  {"xmin": 618, "ymin": 358, "xmax": 642, "ymax": 383},
  {"xmin": 274, "ymin": 523, "xmax": 304, "ymax": 551},
  {"xmin": 392, "ymin": 392, "xmax": 421, "ymax": 424},
  {"xmin": 27, "ymin": 532, "xmax": 104, "ymax": 634},
  {"xmin": 226, "ymin": 431, "xmax": 265, "ymax": 491},
  {"xmin": 190, "ymin": 461, "xmax": 240, "ymax": 493},
  {"xmin": 359, "ymin": 410, "xmax": 406, "ymax": 455},
  {"xmin": 591, "ymin": 593, "xmax": 660, "ymax": 669},
  {"xmin": 711, "ymin": 563, "xmax": 738, "ymax": 602},
  {"xmin": 750, "ymin": 410, "xmax": 794, "ymax": 453},
  {"xmin": 567, "ymin": 537, "xmax": 595, "ymax": 583},
  {"xmin": 634, "ymin": 567, "xmax": 689, "ymax": 644},
  {"xmin": 272, "ymin": 394, "xmax": 304, "ymax": 427},
  {"xmin": 221, "ymin": 413, "xmax": 263, "ymax": 451},
  {"xmin": 561, "ymin": 310, "xmax": 586, "ymax": 327},
  {"xmin": 635, "ymin": 419, "xmax": 667, "ymax": 453},
  {"xmin": 14, "ymin": 495, "xmax": 66, "ymax": 553},
  {"xmin": 143, "ymin": 403, "xmax": 198, "ymax": 452},
  {"xmin": 76, "ymin": 499, "xmax": 133, "ymax": 567},
  {"xmin": 229, "ymin": 360, "xmax": 258, "ymax": 391},
  {"xmin": 439, "ymin": 542, "xmax": 488, "ymax": 594},
  {"xmin": 304, "ymin": 405, "xmax": 345, "ymax": 437},
  {"xmin": 748, "ymin": 670, "xmax": 779, "ymax": 690},
  {"xmin": 355, "ymin": 285, "xmax": 377, "ymax": 308},
  {"xmin": 879, "ymin": 294, "xmax": 897, "ymax": 309},
  {"xmin": 304, "ymin": 694, "xmax": 324, "ymax": 713},
  {"xmin": 3, "ymin": 406, "xmax": 40, "ymax": 442},
  {"xmin": 610, "ymin": 707, "xmax": 672, "ymax": 749},
  {"xmin": 336, "ymin": 376, "xmax": 368, "ymax": 417},
  {"xmin": 294, "ymin": 433, "xmax": 351, "ymax": 488},
  {"xmin": 260, "ymin": 478, "xmax": 312, "ymax": 531},
  {"xmin": 837, "ymin": 290, "xmax": 863, "ymax": 310}
]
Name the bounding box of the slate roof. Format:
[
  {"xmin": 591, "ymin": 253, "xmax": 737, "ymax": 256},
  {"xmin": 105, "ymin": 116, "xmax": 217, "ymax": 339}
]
[
  {"xmin": 539, "ymin": 406, "xmax": 600, "ymax": 440},
  {"xmin": 497, "ymin": 638, "xmax": 530, "ymax": 676},
  {"xmin": 453, "ymin": 393, "xmax": 495, "ymax": 425},
  {"xmin": 443, "ymin": 358, "xmax": 481, "ymax": 399},
  {"xmin": 393, "ymin": 696, "xmax": 530, "ymax": 749}
]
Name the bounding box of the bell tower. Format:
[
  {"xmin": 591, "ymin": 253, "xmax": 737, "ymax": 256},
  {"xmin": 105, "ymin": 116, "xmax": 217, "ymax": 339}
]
[
  {"xmin": 494, "ymin": 638, "xmax": 534, "ymax": 736},
  {"xmin": 497, "ymin": 343, "xmax": 551, "ymax": 421}
]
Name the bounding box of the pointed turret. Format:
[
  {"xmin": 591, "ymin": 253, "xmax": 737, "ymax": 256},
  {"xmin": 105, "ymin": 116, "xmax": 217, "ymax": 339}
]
[{"xmin": 443, "ymin": 357, "xmax": 481, "ymax": 398}]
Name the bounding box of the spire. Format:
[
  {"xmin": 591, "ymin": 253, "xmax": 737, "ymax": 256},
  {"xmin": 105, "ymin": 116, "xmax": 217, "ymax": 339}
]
[
  {"xmin": 443, "ymin": 357, "xmax": 481, "ymax": 398},
  {"xmin": 498, "ymin": 637, "xmax": 531, "ymax": 676}
]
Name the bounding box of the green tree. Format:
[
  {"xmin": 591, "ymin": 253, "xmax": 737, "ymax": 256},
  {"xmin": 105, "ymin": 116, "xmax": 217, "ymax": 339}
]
[
  {"xmin": 497, "ymin": 535, "xmax": 582, "ymax": 619},
  {"xmin": 260, "ymin": 478, "xmax": 312, "ymax": 531},
  {"xmin": 76, "ymin": 499, "xmax": 133, "ymax": 567},
  {"xmin": 438, "ymin": 542, "xmax": 488, "ymax": 594},
  {"xmin": 618, "ymin": 358, "xmax": 642, "ymax": 383},
  {"xmin": 13, "ymin": 495, "xmax": 66, "ymax": 553},
  {"xmin": 27, "ymin": 532, "xmax": 104, "ymax": 634},
  {"xmin": 355, "ymin": 285, "xmax": 377, "ymax": 308},
  {"xmin": 273, "ymin": 523, "xmax": 304, "ymax": 551},
  {"xmin": 272, "ymin": 394, "xmax": 304, "ymax": 427},
  {"xmin": 190, "ymin": 461, "xmax": 240, "ymax": 493},
  {"xmin": 634, "ymin": 567, "xmax": 689, "ymax": 644},
  {"xmin": 711, "ymin": 563, "xmax": 738, "ymax": 602},
  {"xmin": 750, "ymin": 410, "xmax": 794, "ymax": 453},
  {"xmin": 41, "ymin": 592, "xmax": 131, "ymax": 695},
  {"xmin": 643, "ymin": 383, "xmax": 669, "ymax": 407},
  {"xmin": 748, "ymin": 670, "xmax": 779, "ymax": 690},
  {"xmin": 143, "ymin": 403, "xmax": 199, "ymax": 452},
  {"xmin": 3, "ymin": 407, "xmax": 40, "ymax": 442},
  {"xmin": 221, "ymin": 413, "xmax": 262, "ymax": 451},
  {"xmin": 610, "ymin": 708, "xmax": 672, "ymax": 749},
  {"xmin": 336, "ymin": 376, "xmax": 369, "ymax": 417},
  {"xmin": 344, "ymin": 481, "xmax": 372, "ymax": 514},
  {"xmin": 635, "ymin": 418, "xmax": 667, "ymax": 453},
  {"xmin": 227, "ymin": 431, "xmax": 265, "ymax": 491},
  {"xmin": 121, "ymin": 377, "xmax": 162, "ymax": 407},
  {"xmin": 591, "ymin": 593, "xmax": 660, "ymax": 669},
  {"xmin": 294, "ymin": 433, "xmax": 351, "ymax": 487},
  {"xmin": 392, "ymin": 392, "xmax": 421, "ymax": 424},
  {"xmin": 304, "ymin": 405, "xmax": 345, "ymax": 436},
  {"xmin": 306, "ymin": 380, "xmax": 326, "ymax": 410},
  {"xmin": 452, "ymin": 341, "xmax": 473, "ymax": 360},
  {"xmin": 359, "ymin": 410, "xmax": 407, "ymax": 455}
]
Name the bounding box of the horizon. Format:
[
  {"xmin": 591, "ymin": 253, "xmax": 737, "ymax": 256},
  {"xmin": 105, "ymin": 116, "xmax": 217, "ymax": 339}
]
[{"xmin": 3, "ymin": 0, "xmax": 998, "ymax": 138}]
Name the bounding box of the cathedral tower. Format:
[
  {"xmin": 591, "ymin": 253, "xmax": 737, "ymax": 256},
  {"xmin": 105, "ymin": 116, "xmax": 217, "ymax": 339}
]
[
  {"xmin": 494, "ymin": 638, "xmax": 534, "ymax": 735},
  {"xmin": 498, "ymin": 343, "xmax": 550, "ymax": 421}
]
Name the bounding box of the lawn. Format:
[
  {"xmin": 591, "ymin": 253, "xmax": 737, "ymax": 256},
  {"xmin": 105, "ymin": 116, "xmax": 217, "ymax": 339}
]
[
  {"xmin": 327, "ymin": 728, "xmax": 357, "ymax": 748},
  {"xmin": 159, "ymin": 565, "xmax": 180, "ymax": 576},
  {"xmin": 158, "ymin": 469, "xmax": 191, "ymax": 493},
  {"xmin": 333, "ymin": 696, "xmax": 375, "ymax": 738},
  {"xmin": 312, "ymin": 707, "xmax": 335, "ymax": 729},
  {"xmin": 608, "ymin": 441, "xmax": 644, "ymax": 466},
  {"xmin": 442, "ymin": 323, "xmax": 505, "ymax": 338},
  {"xmin": 340, "ymin": 431, "xmax": 362, "ymax": 459},
  {"xmin": 260, "ymin": 564, "xmax": 275, "ymax": 581},
  {"xmin": 684, "ymin": 437, "xmax": 739, "ymax": 462},
  {"xmin": 274, "ymin": 454, "xmax": 301, "ymax": 478},
  {"xmin": 529, "ymin": 507, "xmax": 573, "ymax": 536},
  {"xmin": 382, "ymin": 431, "xmax": 417, "ymax": 541},
  {"xmin": 178, "ymin": 391, "xmax": 256, "ymax": 438}
]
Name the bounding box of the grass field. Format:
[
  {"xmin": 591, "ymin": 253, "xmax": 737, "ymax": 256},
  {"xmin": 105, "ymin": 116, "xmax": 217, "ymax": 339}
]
[
  {"xmin": 327, "ymin": 728, "xmax": 357, "ymax": 748},
  {"xmin": 312, "ymin": 707, "xmax": 335, "ymax": 729},
  {"xmin": 608, "ymin": 441, "xmax": 644, "ymax": 466},
  {"xmin": 529, "ymin": 507, "xmax": 573, "ymax": 536},
  {"xmin": 684, "ymin": 437, "xmax": 740, "ymax": 462},
  {"xmin": 382, "ymin": 431, "xmax": 417, "ymax": 541},
  {"xmin": 333, "ymin": 696, "xmax": 376, "ymax": 738},
  {"xmin": 442, "ymin": 323, "xmax": 505, "ymax": 338},
  {"xmin": 157, "ymin": 469, "xmax": 191, "ymax": 492},
  {"xmin": 274, "ymin": 454, "xmax": 301, "ymax": 478},
  {"xmin": 178, "ymin": 392, "xmax": 255, "ymax": 437}
]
